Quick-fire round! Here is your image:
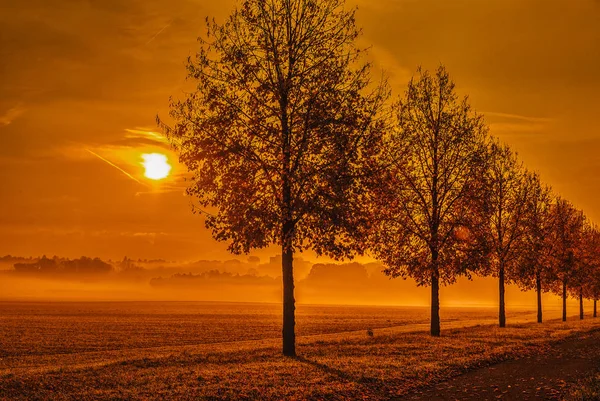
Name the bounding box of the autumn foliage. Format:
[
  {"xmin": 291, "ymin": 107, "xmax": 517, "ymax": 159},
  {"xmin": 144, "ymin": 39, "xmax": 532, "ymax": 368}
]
[
  {"xmin": 369, "ymin": 66, "xmax": 489, "ymax": 336},
  {"xmin": 160, "ymin": 0, "xmax": 388, "ymax": 355},
  {"xmin": 162, "ymin": 0, "xmax": 600, "ymax": 352}
]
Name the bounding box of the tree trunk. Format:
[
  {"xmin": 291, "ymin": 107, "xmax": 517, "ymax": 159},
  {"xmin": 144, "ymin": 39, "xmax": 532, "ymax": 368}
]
[
  {"xmin": 562, "ymin": 280, "xmax": 567, "ymax": 322},
  {"xmin": 280, "ymin": 97, "xmax": 295, "ymax": 357},
  {"xmin": 579, "ymin": 289, "xmax": 584, "ymax": 320},
  {"xmin": 281, "ymin": 227, "xmax": 295, "ymax": 356},
  {"xmin": 594, "ymin": 299, "xmax": 597, "ymax": 318},
  {"xmin": 536, "ymin": 272, "xmax": 542, "ymax": 323},
  {"xmin": 499, "ymin": 262, "xmax": 506, "ymax": 328},
  {"xmin": 431, "ymin": 269, "xmax": 440, "ymax": 337}
]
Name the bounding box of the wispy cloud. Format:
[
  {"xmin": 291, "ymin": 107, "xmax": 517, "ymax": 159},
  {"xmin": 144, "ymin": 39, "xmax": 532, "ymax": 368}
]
[
  {"xmin": 483, "ymin": 111, "xmax": 554, "ymax": 123},
  {"xmin": 109, "ymin": 127, "xmax": 171, "ymax": 149},
  {"xmin": 0, "ymin": 103, "xmax": 26, "ymax": 127},
  {"xmin": 366, "ymin": 45, "xmax": 413, "ymax": 89},
  {"xmin": 488, "ymin": 122, "xmax": 547, "ymax": 134},
  {"xmin": 124, "ymin": 128, "xmax": 168, "ymax": 143},
  {"xmin": 135, "ymin": 185, "xmax": 186, "ymax": 197},
  {"xmin": 484, "ymin": 111, "xmax": 554, "ymax": 135}
]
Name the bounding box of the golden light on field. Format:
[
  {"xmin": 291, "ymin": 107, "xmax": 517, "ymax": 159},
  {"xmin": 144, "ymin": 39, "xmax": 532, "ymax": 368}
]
[{"xmin": 141, "ymin": 153, "xmax": 172, "ymax": 180}]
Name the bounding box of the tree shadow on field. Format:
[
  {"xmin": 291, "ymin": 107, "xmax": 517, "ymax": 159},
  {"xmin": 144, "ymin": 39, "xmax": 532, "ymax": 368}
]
[{"xmin": 294, "ymin": 356, "xmax": 387, "ymax": 388}]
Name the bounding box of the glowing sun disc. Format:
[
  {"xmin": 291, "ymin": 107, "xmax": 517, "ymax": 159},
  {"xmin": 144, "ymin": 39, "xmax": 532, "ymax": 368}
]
[{"xmin": 142, "ymin": 153, "xmax": 171, "ymax": 180}]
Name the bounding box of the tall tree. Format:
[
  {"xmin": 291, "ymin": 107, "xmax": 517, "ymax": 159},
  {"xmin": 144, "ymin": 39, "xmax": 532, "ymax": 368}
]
[
  {"xmin": 548, "ymin": 198, "xmax": 585, "ymax": 322},
  {"xmin": 514, "ymin": 171, "xmax": 555, "ymax": 323},
  {"xmin": 482, "ymin": 141, "xmax": 530, "ymax": 328},
  {"xmin": 370, "ymin": 66, "xmax": 490, "ymax": 337},
  {"xmin": 159, "ymin": 0, "xmax": 388, "ymax": 356}
]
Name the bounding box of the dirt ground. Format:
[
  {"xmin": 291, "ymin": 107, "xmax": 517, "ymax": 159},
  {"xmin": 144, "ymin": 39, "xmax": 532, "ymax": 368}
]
[{"xmin": 400, "ymin": 327, "xmax": 600, "ymax": 400}]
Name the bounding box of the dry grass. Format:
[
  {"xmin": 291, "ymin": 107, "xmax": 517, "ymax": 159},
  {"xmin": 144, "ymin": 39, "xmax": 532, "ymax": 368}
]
[
  {"xmin": 0, "ymin": 302, "xmax": 597, "ymax": 400},
  {"xmin": 0, "ymin": 301, "xmax": 514, "ymax": 359},
  {"xmin": 565, "ymin": 372, "xmax": 600, "ymax": 401}
]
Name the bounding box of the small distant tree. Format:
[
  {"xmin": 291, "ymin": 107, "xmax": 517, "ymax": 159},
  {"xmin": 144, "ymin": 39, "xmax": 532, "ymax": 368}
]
[
  {"xmin": 514, "ymin": 171, "xmax": 555, "ymax": 323},
  {"xmin": 584, "ymin": 228, "xmax": 600, "ymax": 318},
  {"xmin": 590, "ymin": 264, "xmax": 600, "ymax": 318},
  {"xmin": 548, "ymin": 198, "xmax": 585, "ymax": 322},
  {"xmin": 159, "ymin": 0, "xmax": 388, "ymax": 356},
  {"xmin": 571, "ymin": 221, "xmax": 600, "ymax": 320},
  {"xmin": 370, "ymin": 66, "xmax": 490, "ymax": 337},
  {"xmin": 481, "ymin": 141, "xmax": 529, "ymax": 328}
]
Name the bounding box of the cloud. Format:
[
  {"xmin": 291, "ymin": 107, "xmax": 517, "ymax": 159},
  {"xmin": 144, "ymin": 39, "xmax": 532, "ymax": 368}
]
[
  {"xmin": 366, "ymin": 45, "xmax": 413, "ymax": 89},
  {"xmin": 135, "ymin": 187, "xmax": 185, "ymax": 196},
  {"xmin": 484, "ymin": 111, "xmax": 555, "ymax": 136},
  {"xmin": 125, "ymin": 128, "xmax": 168, "ymax": 143},
  {"xmin": 84, "ymin": 127, "xmax": 172, "ymax": 149},
  {"xmin": 131, "ymin": 231, "xmax": 168, "ymax": 245},
  {"xmin": 132, "ymin": 232, "xmax": 167, "ymax": 237},
  {"xmin": 489, "ymin": 122, "xmax": 547, "ymax": 134},
  {"xmin": 110, "ymin": 128, "xmax": 170, "ymax": 148},
  {"xmin": 0, "ymin": 104, "xmax": 26, "ymax": 127},
  {"xmin": 483, "ymin": 111, "xmax": 554, "ymax": 123}
]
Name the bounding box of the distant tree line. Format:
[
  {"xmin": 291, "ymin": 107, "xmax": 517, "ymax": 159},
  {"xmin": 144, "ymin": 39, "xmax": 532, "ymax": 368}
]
[
  {"xmin": 159, "ymin": 0, "xmax": 600, "ymax": 356},
  {"xmin": 150, "ymin": 269, "xmax": 278, "ymax": 288},
  {"xmin": 14, "ymin": 255, "xmax": 113, "ymax": 276}
]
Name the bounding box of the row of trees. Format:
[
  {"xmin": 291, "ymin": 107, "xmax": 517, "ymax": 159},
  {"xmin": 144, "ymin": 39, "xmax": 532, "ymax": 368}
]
[
  {"xmin": 159, "ymin": 0, "xmax": 599, "ymax": 356},
  {"xmin": 370, "ymin": 69, "xmax": 600, "ymax": 336}
]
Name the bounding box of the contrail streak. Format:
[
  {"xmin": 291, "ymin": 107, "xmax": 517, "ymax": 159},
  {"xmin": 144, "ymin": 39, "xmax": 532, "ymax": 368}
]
[
  {"xmin": 86, "ymin": 149, "xmax": 147, "ymax": 187},
  {"xmin": 146, "ymin": 20, "xmax": 173, "ymax": 45}
]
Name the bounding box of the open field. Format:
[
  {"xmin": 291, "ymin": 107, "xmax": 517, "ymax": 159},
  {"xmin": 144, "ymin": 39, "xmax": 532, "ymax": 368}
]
[{"xmin": 1, "ymin": 302, "xmax": 599, "ymax": 400}]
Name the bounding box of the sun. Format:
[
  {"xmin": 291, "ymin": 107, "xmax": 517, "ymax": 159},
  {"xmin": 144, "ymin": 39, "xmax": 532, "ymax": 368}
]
[{"xmin": 141, "ymin": 153, "xmax": 171, "ymax": 180}]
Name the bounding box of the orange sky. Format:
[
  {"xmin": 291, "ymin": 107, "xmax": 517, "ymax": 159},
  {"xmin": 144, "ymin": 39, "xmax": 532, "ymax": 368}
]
[{"xmin": 1, "ymin": 0, "xmax": 599, "ymax": 261}]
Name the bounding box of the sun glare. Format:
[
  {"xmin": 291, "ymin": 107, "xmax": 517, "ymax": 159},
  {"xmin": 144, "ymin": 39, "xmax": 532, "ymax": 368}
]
[{"xmin": 141, "ymin": 153, "xmax": 171, "ymax": 180}]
